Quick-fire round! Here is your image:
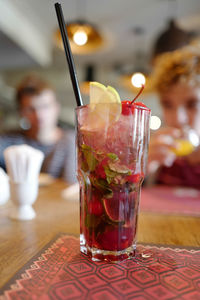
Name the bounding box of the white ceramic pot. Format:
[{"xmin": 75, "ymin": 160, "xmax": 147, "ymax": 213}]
[{"xmin": 9, "ymin": 181, "xmax": 38, "ymax": 220}]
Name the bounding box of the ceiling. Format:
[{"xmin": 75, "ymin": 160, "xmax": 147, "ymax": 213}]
[
  {"xmin": 0, "ymin": 0, "xmax": 200, "ymax": 70},
  {"xmin": 0, "ymin": 0, "xmax": 200, "ymax": 125}
]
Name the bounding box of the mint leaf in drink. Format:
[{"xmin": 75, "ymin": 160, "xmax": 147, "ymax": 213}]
[
  {"xmin": 104, "ymin": 166, "xmax": 118, "ymax": 184},
  {"xmin": 90, "ymin": 176, "xmax": 113, "ymax": 198},
  {"xmin": 81, "ymin": 160, "xmax": 89, "ymax": 172},
  {"xmin": 108, "ymin": 161, "xmax": 132, "ymax": 175},
  {"xmin": 107, "ymin": 153, "xmax": 119, "ymax": 161},
  {"xmin": 81, "ymin": 144, "xmax": 98, "ymax": 172},
  {"xmin": 103, "ymin": 161, "xmax": 132, "ymax": 184}
]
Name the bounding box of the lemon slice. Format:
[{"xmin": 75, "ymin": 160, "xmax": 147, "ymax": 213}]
[
  {"xmin": 90, "ymin": 82, "xmax": 121, "ymax": 105},
  {"xmin": 90, "ymin": 82, "xmax": 107, "ymax": 105},
  {"xmin": 81, "ymin": 82, "xmax": 121, "ymax": 131},
  {"xmin": 107, "ymin": 85, "xmax": 121, "ymax": 103},
  {"xmin": 89, "ymin": 102, "xmax": 122, "ymax": 128},
  {"xmin": 90, "ymin": 82, "xmax": 121, "ymax": 127}
]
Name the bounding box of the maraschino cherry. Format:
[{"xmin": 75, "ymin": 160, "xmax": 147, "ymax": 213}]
[
  {"xmin": 121, "ymin": 101, "xmax": 132, "ymax": 115},
  {"xmin": 121, "ymin": 84, "xmax": 148, "ymax": 115}
]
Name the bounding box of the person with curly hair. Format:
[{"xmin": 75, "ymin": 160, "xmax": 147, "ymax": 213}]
[{"xmin": 148, "ymin": 45, "xmax": 200, "ymax": 188}]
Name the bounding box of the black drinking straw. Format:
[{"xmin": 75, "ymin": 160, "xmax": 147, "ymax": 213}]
[{"xmin": 54, "ymin": 2, "xmax": 83, "ymax": 106}]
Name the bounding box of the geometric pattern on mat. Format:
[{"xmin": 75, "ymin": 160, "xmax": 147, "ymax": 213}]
[{"xmin": 1, "ymin": 235, "xmax": 200, "ymax": 300}]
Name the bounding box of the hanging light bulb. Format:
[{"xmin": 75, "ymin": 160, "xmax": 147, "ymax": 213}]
[
  {"xmin": 54, "ymin": 21, "xmax": 104, "ymax": 54},
  {"xmin": 131, "ymin": 72, "xmax": 146, "ymax": 88},
  {"xmin": 73, "ymin": 30, "xmax": 88, "ymax": 46}
]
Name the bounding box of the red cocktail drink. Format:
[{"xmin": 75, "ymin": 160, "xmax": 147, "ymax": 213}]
[{"xmin": 76, "ymin": 101, "xmax": 150, "ymax": 262}]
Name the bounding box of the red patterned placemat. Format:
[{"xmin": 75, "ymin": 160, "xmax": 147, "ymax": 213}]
[
  {"xmin": 1, "ymin": 234, "xmax": 200, "ymax": 300},
  {"xmin": 141, "ymin": 186, "xmax": 200, "ymax": 216}
]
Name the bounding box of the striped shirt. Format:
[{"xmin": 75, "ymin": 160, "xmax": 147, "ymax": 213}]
[{"xmin": 0, "ymin": 130, "xmax": 77, "ymax": 183}]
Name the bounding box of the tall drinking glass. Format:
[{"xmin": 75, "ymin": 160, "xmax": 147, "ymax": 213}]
[{"xmin": 76, "ymin": 103, "xmax": 151, "ymax": 262}]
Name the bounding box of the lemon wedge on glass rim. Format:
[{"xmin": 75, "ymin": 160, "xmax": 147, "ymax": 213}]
[
  {"xmin": 90, "ymin": 82, "xmax": 121, "ymax": 105},
  {"xmin": 83, "ymin": 82, "xmax": 121, "ymax": 130}
]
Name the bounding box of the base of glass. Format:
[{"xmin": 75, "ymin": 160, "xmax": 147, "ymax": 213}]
[{"xmin": 80, "ymin": 243, "xmax": 136, "ymax": 263}]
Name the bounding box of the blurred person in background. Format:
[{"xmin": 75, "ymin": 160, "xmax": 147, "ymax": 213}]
[
  {"xmin": 0, "ymin": 76, "xmax": 76, "ymax": 183},
  {"xmin": 148, "ymin": 45, "xmax": 200, "ymax": 188}
]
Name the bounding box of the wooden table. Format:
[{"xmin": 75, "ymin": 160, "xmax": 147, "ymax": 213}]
[{"xmin": 0, "ymin": 180, "xmax": 200, "ymax": 288}]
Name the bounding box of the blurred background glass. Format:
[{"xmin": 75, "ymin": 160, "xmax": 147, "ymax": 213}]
[{"xmin": 0, "ymin": 0, "xmax": 200, "ymax": 132}]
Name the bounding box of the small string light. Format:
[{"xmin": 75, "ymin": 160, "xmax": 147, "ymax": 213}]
[
  {"xmin": 131, "ymin": 72, "xmax": 146, "ymax": 88},
  {"xmin": 150, "ymin": 115, "xmax": 161, "ymax": 130}
]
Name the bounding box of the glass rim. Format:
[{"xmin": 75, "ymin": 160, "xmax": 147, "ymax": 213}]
[{"xmin": 75, "ymin": 103, "xmax": 151, "ymax": 113}]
